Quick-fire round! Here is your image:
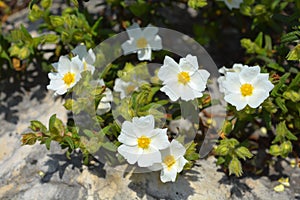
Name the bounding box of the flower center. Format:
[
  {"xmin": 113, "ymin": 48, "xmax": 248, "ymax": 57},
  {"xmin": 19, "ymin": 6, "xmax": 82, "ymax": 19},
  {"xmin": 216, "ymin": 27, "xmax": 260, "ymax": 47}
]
[
  {"xmin": 63, "ymin": 72, "xmax": 75, "ymax": 86},
  {"xmin": 177, "ymin": 71, "xmax": 190, "ymax": 85},
  {"xmin": 163, "ymin": 155, "xmax": 176, "ymax": 169},
  {"xmin": 137, "ymin": 136, "xmax": 151, "ymax": 149},
  {"xmin": 240, "ymin": 83, "xmax": 254, "ymax": 97},
  {"xmin": 136, "ymin": 37, "xmax": 148, "ymax": 49}
]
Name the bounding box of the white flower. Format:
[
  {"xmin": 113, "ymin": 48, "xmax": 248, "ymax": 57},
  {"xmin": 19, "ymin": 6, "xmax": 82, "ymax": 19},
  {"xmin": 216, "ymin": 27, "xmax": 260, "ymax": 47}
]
[
  {"xmin": 222, "ymin": 0, "xmax": 243, "ymax": 10},
  {"xmin": 158, "ymin": 54, "xmax": 210, "ymax": 101},
  {"xmin": 113, "ymin": 78, "xmax": 139, "ymax": 99},
  {"xmin": 117, "ymin": 115, "xmax": 170, "ymax": 167},
  {"xmin": 72, "ymin": 44, "xmax": 96, "ymax": 74},
  {"xmin": 221, "ymin": 65, "xmax": 274, "ymax": 110},
  {"xmin": 150, "ymin": 140, "xmax": 188, "ymax": 183},
  {"xmin": 121, "ymin": 23, "xmax": 162, "ymax": 61},
  {"xmin": 95, "ymin": 79, "xmax": 113, "ymax": 115},
  {"xmin": 47, "ymin": 55, "xmax": 83, "ymax": 95}
]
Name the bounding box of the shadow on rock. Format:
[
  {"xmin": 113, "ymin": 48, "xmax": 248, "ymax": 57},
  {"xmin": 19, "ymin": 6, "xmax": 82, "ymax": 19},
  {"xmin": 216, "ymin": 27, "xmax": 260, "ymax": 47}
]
[
  {"xmin": 127, "ymin": 168, "xmax": 196, "ymax": 200},
  {"xmin": 0, "ymin": 65, "xmax": 49, "ymax": 124},
  {"xmin": 41, "ymin": 151, "xmax": 106, "ymax": 183},
  {"xmin": 218, "ymin": 175, "xmax": 252, "ymax": 199}
]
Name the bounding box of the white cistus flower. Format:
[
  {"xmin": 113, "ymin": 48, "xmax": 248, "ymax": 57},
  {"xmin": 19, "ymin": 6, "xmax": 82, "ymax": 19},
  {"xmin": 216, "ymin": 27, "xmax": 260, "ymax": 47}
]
[
  {"xmin": 222, "ymin": 0, "xmax": 243, "ymax": 10},
  {"xmin": 221, "ymin": 65, "xmax": 274, "ymax": 111},
  {"xmin": 149, "ymin": 140, "xmax": 188, "ymax": 183},
  {"xmin": 72, "ymin": 44, "xmax": 96, "ymax": 74},
  {"xmin": 158, "ymin": 54, "xmax": 210, "ymax": 102},
  {"xmin": 121, "ymin": 23, "xmax": 162, "ymax": 61},
  {"xmin": 160, "ymin": 140, "xmax": 188, "ymax": 183},
  {"xmin": 95, "ymin": 79, "xmax": 113, "ymax": 115},
  {"xmin": 117, "ymin": 115, "xmax": 170, "ymax": 167},
  {"xmin": 113, "ymin": 78, "xmax": 139, "ymax": 99},
  {"xmin": 47, "ymin": 55, "xmax": 83, "ymax": 95}
]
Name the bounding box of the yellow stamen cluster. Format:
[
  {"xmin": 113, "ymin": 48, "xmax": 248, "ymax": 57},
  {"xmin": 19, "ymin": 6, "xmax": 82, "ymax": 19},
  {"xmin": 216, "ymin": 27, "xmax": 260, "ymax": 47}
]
[
  {"xmin": 137, "ymin": 136, "xmax": 151, "ymax": 149},
  {"xmin": 163, "ymin": 155, "xmax": 176, "ymax": 170},
  {"xmin": 63, "ymin": 72, "xmax": 75, "ymax": 86},
  {"xmin": 240, "ymin": 83, "xmax": 254, "ymax": 97},
  {"xmin": 177, "ymin": 71, "xmax": 190, "ymax": 85},
  {"xmin": 136, "ymin": 37, "xmax": 148, "ymax": 49}
]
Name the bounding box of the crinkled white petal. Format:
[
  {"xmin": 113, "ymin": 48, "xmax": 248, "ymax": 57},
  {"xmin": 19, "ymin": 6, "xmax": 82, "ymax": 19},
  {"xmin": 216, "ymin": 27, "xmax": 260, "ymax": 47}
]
[
  {"xmin": 137, "ymin": 146, "xmax": 162, "ymax": 167},
  {"xmin": 157, "ymin": 57, "xmax": 180, "ymax": 84},
  {"xmin": 121, "ymin": 39, "xmax": 137, "ymax": 55},
  {"xmin": 160, "ymin": 85, "xmax": 180, "ymax": 102},
  {"xmin": 222, "ymin": 72, "xmax": 241, "ymax": 92},
  {"xmin": 179, "ymin": 54, "xmax": 199, "ymax": 73},
  {"xmin": 150, "ymin": 128, "xmax": 169, "ymax": 150},
  {"xmin": 57, "ymin": 56, "xmax": 72, "ymax": 74},
  {"xmin": 247, "ymin": 89, "xmax": 270, "ymax": 108},
  {"xmin": 176, "ymin": 156, "xmax": 188, "ymax": 172},
  {"xmin": 224, "ymin": 93, "xmax": 247, "ymax": 111},
  {"xmin": 188, "ymin": 69, "xmax": 210, "ymax": 92},
  {"xmin": 143, "ymin": 25, "xmax": 159, "ymax": 40},
  {"xmin": 132, "ymin": 115, "xmax": 155, "ymax": 136},
  {"xmin": 147, "ymin": 35, "xmax": 162, "ymax": 50},
  {"xmin": 117, "ymin": 133, "xmax": 137, "ymax": 146},
  {"xmin": 117, "ymin": 145, "xmax": 142, "ymax": 165},
  {"xmin": 120, "ymin": 121, "xmax": 137, "ymax": 138},
  {"xmin": 126, "ymin": 23, "xmax": 143, "ymax": 39},
  {"xmin": 86, "ymin": 49, "xmax": 96, "ymax": 64},
  {"xmin": 137, "ymin": 47, "xmax": 152, "ymax": 61},
  {"xmin": 169, "ymin": 140, "xmax": 186, "ymax": 159},
  {"xmin": 239, "ymin": 65, "xmax": 260, "ymax": 84},
  {"xmin": 160, "ymin": 163, "xmax": 178, "ymax": 183}
]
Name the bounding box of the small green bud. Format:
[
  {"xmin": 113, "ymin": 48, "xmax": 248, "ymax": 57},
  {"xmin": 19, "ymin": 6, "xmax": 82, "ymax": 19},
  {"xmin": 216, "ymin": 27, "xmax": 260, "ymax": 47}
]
[
  {"xmin": 253, "ymin": 4, "xmax": 266, "ymax": 16},
  {"xmin": 50, "ymin": 16, "xmax": 65, "ymax": 27},
  {"xmin": 286, "ymin": 44, "xmax": 300, "ymax": 61},
  {"xmin": 216, "ymin": 145, "xmax": 229, "ymax": 156},
  {"xmin": 235, "ymin": 146, "xmax": 253, "ymax": 160},
  {"xmin": 41, "ymin": 0, "xmax": 52, "ymax": 9},
  {"xmin": 281, "ymin": 141, "xmax": 293, "ymax": 157},
  {"xmin": 229, "ymin": 157, "xmax": 243, "ymax": 177},
  {"xmin": 269, "ymin": 144, "xmax": 281, "ymax": 156}
]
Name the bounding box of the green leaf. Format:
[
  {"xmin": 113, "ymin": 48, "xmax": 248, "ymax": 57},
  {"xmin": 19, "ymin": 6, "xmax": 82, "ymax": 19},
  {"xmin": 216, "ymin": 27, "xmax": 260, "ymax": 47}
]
[
  {"xmin": 216, "ymin": 156, "xmax": 226, "ymax": 165},
  {"xmin": 188, "ymin": 0, "xmax": 207, "ymax": 9},
  {"xmin": 63, "ymin": 136, "xmax": 75, "ymax": 150},
  {"xmin": 255, "ymin": 32, "xmax": 263, "ymax": 47},
  {"xmin": 30, "ymin": 120, "xmax": 47, "ymax": 132},
  {"xmin": 286, "ymin": 44, "xmax": 300, "ymax": 61},
  {"xmin": 287, "ymin": 73, "xmax": 300, "ymax": 90},
  {"xmin": 45, "ymin": 137, "xmax": 52, "ymax": 150},
  {"xmin": 91, "ymin": 17, "xmax": 103, "ymax": 35},
  {"xmin": 271, "ymin": 73, "xmax": 290, "ymax": 96},
  {"xmin": 102, "ymin": 142, "xmax": 117, "ymax": 152}
]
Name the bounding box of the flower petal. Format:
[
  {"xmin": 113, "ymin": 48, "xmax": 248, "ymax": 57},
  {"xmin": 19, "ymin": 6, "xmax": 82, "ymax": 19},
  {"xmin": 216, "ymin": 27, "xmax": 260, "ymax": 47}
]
[
  {"xmin": 143, "ymin": 25, "xmax": 159, "ymax": 40},
  {"xmin": 179, "ymin": 54, "xmax": 199, "ymax": 72},
  {"xmin": 118, "ymin": 145, "xmax": 142, "ymax": 165},
  {"xmin": 137, "ymin": 146, "xmax": 162, "ymax": 167},
  {"xmin": 117, "ymin": 133, "xmax": 137, "ymax": 146},
  {"xmin": 247, "ymin": 89, "xmax": 270, "ymax": 108},
  {"xmin": 132, "ymin": 115, "xmax": 155, "ymax": 137},
  {"xmin": 160, "ymin": 85, "xmax": 180, "ymax": 102},
  {"xmin": 239, "ymin": 66, "xmax": 260, "ymax": 84},
  {"xmin": 126, "ymin": 23, "xmax": 143, "ymax": 39},
  {"xmin": 169, "ymin": 140, "xmax": 186, "ymax": 159},
  {"xmin": 176, "ymin": 156, "xmax": 188, "ymax": 173},
  {"xmin": 72, "ymin": 45, "xmax": 87, "ymax": 60},
  {"xmin": 188, "ymin": 69, "xmax": 210, "ymax": 92},
  {"xmin": 121, "ymin": 39, "xmax": 137, "ymax": 55},
  {"xmin": 160, "ymin": 164, "xmax": 178, "ymax": 183},
  {"xmin": 224, "ymin": 93, "xmax": 247, "ymax": 111},
  {"xmin": 120, "ymin": 121, "xmax": 137, "ymax": 138},
  {"xmin": 150, "ymin": 128, "xmax": 169, "ymax": 150},
  {"xmin": 222, "ymin": 72, "xmax": 241, "ymax": 92},
  {"xmin": 147, "ymin": 35, "xmax": 162, "ymax": 50},
  {"xmin": 137, "ymin": 48, "xmax": 152, "ymax": 61}
]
